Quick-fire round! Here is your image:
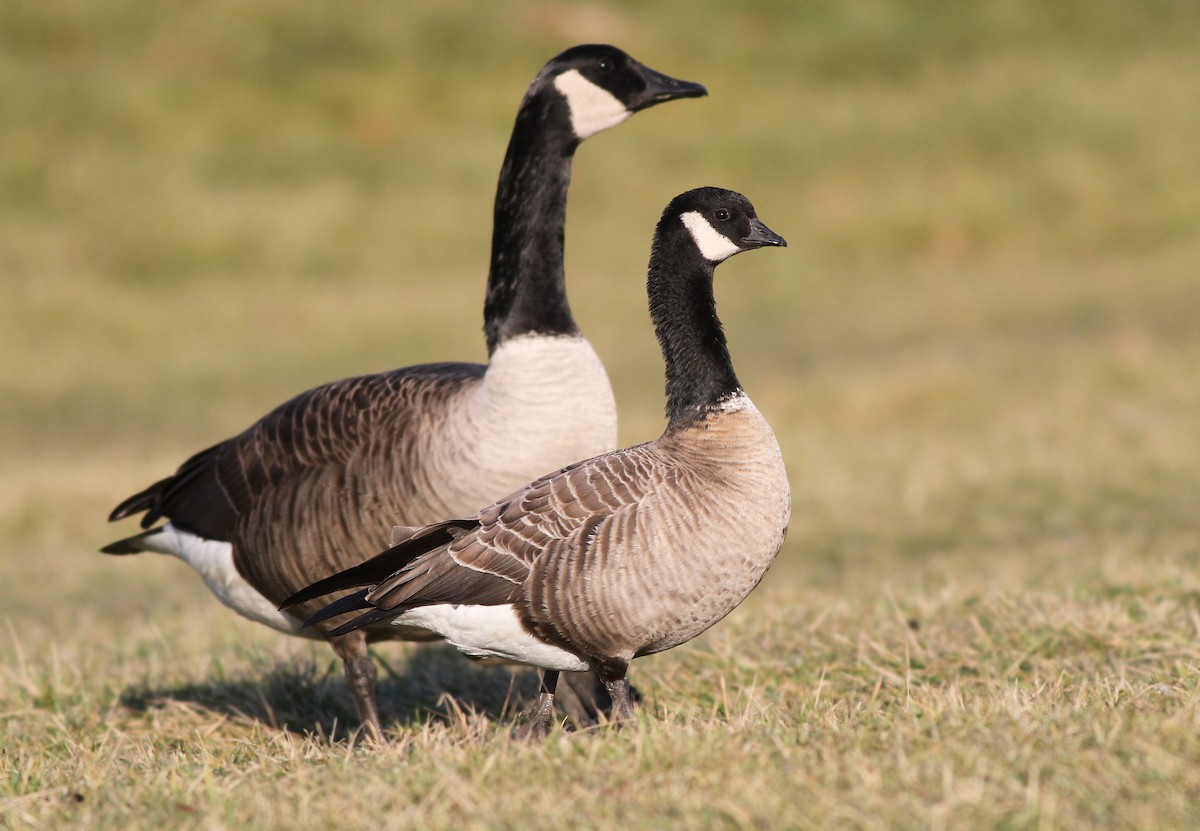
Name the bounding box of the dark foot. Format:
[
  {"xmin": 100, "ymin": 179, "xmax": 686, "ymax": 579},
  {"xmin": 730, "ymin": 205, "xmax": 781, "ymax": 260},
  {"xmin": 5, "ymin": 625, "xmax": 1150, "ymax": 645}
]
[
  {"xmin": 514, "ymin": 671, "xmax": 558, "ymax": 740},
  {"xmin": 330, "ymin": 631, "xmax": 382, "ymax": 741},
  {"xmin": 557, "ymin": 671, "xmax": 642, "ymax": 725},
  {"xmin": 603, "ymin": 678, "xmax": 638, "ymax": 723},
  {"xmin": 515, "ymin": 692, "xmax": 556, "ymax": 740}
]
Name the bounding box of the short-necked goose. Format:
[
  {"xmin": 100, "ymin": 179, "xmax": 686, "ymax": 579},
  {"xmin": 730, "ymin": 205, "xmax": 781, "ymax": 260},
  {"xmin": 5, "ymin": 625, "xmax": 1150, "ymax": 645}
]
[
  {"xmin": 283, "ymin": 187, "xmax": 791, "ymax": 737},
  {"xmin": 102, "ymin": 45, "xmax": 706, "ymax": 736}
]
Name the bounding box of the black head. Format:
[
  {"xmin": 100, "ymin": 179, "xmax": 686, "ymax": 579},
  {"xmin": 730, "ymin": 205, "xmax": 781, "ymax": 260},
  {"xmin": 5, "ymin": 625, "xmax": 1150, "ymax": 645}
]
[
  {"xmin": 649, "ymin": 188, "xmax": 786, "ymax": 423},
  {"xmin": 663, "ymin": 187, "xmax": 787, "ymax": 264},
  {"xmin": 538, "ymin": 44, "xmax": 707, "ymax": 140}
]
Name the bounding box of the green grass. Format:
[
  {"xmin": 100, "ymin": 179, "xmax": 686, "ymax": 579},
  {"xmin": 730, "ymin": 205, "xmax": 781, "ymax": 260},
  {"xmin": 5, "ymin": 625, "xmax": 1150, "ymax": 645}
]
[{"xmin": 4, "ymin": 1, "xmax": 1200, "ymax": 828}]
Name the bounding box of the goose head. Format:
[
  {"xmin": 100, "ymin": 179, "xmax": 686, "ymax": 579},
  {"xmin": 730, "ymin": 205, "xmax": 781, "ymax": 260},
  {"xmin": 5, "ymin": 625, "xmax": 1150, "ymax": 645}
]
[
  {"xmin": 668, "ymin": 187, "xmax": 788, "ymax": 264},
  {"xmin": 542, "ymin": 44, "xmax": 707, "ymax": 141}
]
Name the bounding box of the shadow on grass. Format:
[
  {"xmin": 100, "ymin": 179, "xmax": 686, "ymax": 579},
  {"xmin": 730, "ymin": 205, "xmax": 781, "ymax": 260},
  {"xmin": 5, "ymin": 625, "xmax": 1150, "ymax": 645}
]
[{"xmin": 118, "ymin": 642, "xmax": 542, "ymax": 741}]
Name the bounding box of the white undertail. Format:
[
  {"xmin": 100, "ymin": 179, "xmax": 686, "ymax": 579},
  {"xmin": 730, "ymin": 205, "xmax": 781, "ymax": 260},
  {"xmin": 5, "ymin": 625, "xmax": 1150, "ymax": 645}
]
[
  {"xmin": 137, "ymin": 524, "xmax": 309, "ymax": 636},
  {"xmin": 392, "ymin": 604, "xmax": 590, "ymax": 671}
]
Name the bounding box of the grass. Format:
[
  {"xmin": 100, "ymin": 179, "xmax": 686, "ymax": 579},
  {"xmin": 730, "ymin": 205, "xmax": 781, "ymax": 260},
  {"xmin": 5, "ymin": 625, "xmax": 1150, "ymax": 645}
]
[{"xmin": 3, "ymin": 0, "xmax": 1200, "ymax": 828}]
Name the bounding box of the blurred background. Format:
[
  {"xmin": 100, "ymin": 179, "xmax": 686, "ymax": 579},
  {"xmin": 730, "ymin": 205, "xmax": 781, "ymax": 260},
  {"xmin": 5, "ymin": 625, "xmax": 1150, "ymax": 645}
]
[{"xmin": 2, "ymin": 0, "xmax": 1199, "ymax": 674}]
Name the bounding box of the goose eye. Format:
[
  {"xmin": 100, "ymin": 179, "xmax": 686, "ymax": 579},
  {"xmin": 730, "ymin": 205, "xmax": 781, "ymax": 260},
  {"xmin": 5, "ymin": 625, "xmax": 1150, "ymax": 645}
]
[
  {"xmin": 714, "ymin": 208, "xmax": 731, "ymax": 222},
  {"xmin": 597, "ymin": 58, "xmax": 613, "ymax": 74}
]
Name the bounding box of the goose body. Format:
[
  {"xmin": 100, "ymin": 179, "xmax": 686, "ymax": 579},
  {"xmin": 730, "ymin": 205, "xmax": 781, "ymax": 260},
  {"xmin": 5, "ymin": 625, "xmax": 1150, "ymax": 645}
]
[
  {"xmin": 333, "ymin": 399, "xmax": 788, "ymax": 671},
  {"xmin": 285, "ymin": 187, "xmax": 791, "ymax": 735},
  {"xmin": 102, "ymin": 45, "xmax": 706, "ymax": 734}
]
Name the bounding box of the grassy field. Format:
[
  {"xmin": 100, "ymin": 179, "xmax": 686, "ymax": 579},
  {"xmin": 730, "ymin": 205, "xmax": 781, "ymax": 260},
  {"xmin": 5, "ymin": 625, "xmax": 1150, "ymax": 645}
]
[{"xmin": 4, "ymin": 0, "xmax": 1200, "ymax": 828}]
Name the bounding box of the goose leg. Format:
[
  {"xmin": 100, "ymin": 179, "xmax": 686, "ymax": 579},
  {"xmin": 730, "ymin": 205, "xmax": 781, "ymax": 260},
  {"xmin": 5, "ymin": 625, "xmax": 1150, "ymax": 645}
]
[
  {"xmin": 515, "ymin": 670, "xmax": 559, "ymax": 740},
  {"xmin": 603, "ymin": 679, "xmax": 638, "ymax": 721},
  {"xmin": 595, "ymin": 657, "xmax": 638, "ymax": 724},
  {"xmin": 557, "ymin": 670, "xmax": 643, "ymax": 725},
  {"xmin": 329, "ymin": 630, "xmax": 382, "ymax": 741}
]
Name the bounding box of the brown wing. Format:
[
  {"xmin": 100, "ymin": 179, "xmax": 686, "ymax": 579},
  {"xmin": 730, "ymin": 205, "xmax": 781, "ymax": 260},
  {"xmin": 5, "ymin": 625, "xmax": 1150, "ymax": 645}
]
[
  {"xmin": 106, "ymin": 363, "xmax": 485, "ymax": 610},
  {"xmin": 310, "ymin": 443, "xmax": 664, "ymax": 636}
]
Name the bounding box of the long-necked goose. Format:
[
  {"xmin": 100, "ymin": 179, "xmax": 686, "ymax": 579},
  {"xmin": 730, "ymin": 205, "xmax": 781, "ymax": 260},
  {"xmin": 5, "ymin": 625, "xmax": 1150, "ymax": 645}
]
[
  {"xmin": 102, "ymin": 45, "xmax": 706, "ymax": 736},
  {"xmin": 282, "ymin": 187, "xmax": 791, "ymax": 737}
]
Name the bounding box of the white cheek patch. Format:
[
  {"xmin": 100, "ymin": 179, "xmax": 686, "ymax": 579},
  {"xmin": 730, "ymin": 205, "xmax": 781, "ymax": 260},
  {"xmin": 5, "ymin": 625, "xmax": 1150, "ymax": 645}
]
[
  {"xmin": 553, "ymin": 69, "xmax": 631, "ymax": 140},
  {"xmin": 681, "ymin": 211, "xmax": 741, "ymax": 262}
]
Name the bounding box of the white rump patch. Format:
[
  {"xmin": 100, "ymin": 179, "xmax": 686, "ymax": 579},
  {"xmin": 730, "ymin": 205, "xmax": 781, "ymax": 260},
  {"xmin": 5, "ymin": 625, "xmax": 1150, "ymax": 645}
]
[
  {"xmin": 553, "ymin": 69, "xmax": 631, "ymax": 140},
  {"xmin": 137, "ymin": 524, "xmax": 308, "ymax": 636},
  {"xmin": 681, "ymin": 211, "xmax": 740, "ymax": 262},
  {"xmin": 392, "ymin": 604, "xmax": 590, "ymax": 672}
]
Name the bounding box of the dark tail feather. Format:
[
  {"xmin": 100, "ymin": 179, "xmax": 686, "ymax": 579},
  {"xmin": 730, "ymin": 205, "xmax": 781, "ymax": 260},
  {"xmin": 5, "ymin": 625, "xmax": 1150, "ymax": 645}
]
[
  {"xmin": 100, "ymin": 528, "xmax": 161, "ymax": 555},
  {"xmin": 299, "ymin": 590, "xmax": 373, "ymax": 629},
  {"xmin": 108, "ymin": 477, "xmax": 172, "ymax": 525},
  {"xmin": 328, "ymin": 607, "xmax": 402, "ymax": 637},
  {"xmin": 280, "ymin": 545, "xmax": 413, "ymax": 610},
  {"xmin": 279, "ymin": 517, "xmax": 479, "ymax": 610}
]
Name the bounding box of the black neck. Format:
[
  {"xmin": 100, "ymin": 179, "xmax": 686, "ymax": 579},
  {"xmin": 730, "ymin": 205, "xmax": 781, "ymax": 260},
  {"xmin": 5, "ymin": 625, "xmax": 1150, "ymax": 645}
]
[
  {"xmin": 483, "ymin": 90, "xmax": 581, "ymax": 354},
  {"xmin": 648, "ymin": 234, "xmax": 742, "ymax": 428}
]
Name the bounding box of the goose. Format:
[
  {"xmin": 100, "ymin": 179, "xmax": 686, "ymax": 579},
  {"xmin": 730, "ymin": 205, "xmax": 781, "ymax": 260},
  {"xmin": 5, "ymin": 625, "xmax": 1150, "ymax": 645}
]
[
  {"xmin": 102, "ymin": 45, "xmax": 706, "ymax": 737},
  {"xmin": 282, "ymin": 187, "xmax": 791, "ymax": 737}
]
